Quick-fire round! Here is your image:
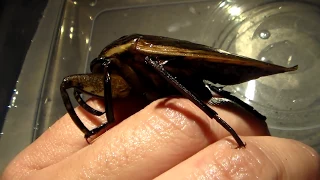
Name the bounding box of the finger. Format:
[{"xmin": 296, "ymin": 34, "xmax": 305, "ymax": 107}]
[
  {"xmin": 156, "ymin": 136, "xmax": 320, "ymax": 180},
  {"xmin": 2, "ymin": 96, "xmax": 148, "ymax": 178},
  {"xmin": 26, "ymin": 97, "xmax": 270, "ymax": 179}
]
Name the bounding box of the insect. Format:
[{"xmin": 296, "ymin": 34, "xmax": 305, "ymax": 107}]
[{"xmin": 60, "ymin": 34, "xmax": 298, "ymax": 148}]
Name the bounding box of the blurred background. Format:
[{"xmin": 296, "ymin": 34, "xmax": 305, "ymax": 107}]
[{"xmin": 1, "ymin": 0, "xmax": 319, "ymax": 173}]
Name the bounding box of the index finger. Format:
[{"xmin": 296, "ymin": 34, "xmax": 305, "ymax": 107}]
[{"xmin": 2, "ymin": 96, "xmax": 148, "ymax": 173}]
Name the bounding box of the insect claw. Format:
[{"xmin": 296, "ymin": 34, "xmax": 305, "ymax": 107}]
[
  {"xmin": 85, "ymin": 132, "xmax": 102, "ymax": 144},
  {"xmin": 85, "ymin": 137, "xmax": 91, "ymax": 144},
  {"xmin": 235, "ymin": 142, "xmax": 247, "ymax": 149}
]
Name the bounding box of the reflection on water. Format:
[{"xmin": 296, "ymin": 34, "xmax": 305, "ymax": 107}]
[
  {"xmin": 257, "ymin": 40, "xmax": 302, "ymax": 68},
  {"xmin": 209, "ymin": 1, "xmax": 320, "ymax": 134},
  {"xmin": 228, "ymin": 6, "xmax": 241, "ymax": 16},
  {"xmin": 259, "ymin": 30, "xmax": 270, "ymax": 39}
]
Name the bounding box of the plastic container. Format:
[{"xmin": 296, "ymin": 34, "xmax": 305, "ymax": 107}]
[{"xmin": 2, "ymin": 1, "xmax": 319, "ymax": 171}]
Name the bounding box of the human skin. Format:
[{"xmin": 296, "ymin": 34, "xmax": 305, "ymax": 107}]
[{"xmin": 2, "ymin": 97, "xmax": 320, "ymax": 179}]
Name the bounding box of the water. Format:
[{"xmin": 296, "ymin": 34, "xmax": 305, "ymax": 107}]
[
  {"xmin": 259, "ymin": 30, "xmax": 270, "ymax": 39},
  {"xmin": 207, "ymin": 0, "xmax": 320, "ymax": 149}
]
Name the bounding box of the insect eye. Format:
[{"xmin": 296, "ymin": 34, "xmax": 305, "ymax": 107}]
[
  {"xmin": 119, "ymin": 35, "xmax": 128, "ymax": 39},
  {"xmin": 90, "ymin": 57, "xmax": 107, "ymax": 73}
]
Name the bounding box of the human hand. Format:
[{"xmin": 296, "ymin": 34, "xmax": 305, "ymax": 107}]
[{"xmin": 2, "ymin": 97, "xmax": 319, "ymax": 179}]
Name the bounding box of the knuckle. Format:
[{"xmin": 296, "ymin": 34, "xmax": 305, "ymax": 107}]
[{"xmin": 144, "ymin": 97, "xmax": 212, "ymax": 148}]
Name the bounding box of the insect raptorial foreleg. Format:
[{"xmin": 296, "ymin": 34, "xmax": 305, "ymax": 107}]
[
  {"xmin": 204, "ymin": 82, "xmax": 266, "ymax": 120},
  {"xmin": 60, "ymin": 69, "xmax": 117, "ymax": 142},
  {"xmin": 73, "ymin": 89, "xmax": 104, "ymax": 116},
  {"xmin": 85, "ymin": 61, "xmax": 117, "ymax": 142},
  {"xmin": 60, "ymin": 75, "xmax": 96, "ymax": 136},
  {"xmin": 145, "ymin": 57, "xmax": 246, "ymax": 148}
]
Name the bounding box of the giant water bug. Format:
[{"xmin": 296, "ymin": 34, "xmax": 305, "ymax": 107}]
[{"xmin": 60, "ymin": 34, "xmax": 298, "ymax": 148}]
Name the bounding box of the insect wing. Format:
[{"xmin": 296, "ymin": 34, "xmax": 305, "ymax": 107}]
[{"xmin": 134, "ymin": 35, "xmax": 298, "ymax": 85}]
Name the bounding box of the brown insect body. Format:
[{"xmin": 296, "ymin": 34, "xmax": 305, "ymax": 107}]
[
  {"xmin": 92, "ymin": 34, "xmax": 296, "ymax": 100},
  {"xmin": 61, "ymin": 34, "xmax": 297, "ymax": 147}
]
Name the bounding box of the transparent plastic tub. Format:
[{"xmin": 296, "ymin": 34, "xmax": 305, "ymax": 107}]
[
  {"xmin": 1, "ymin": 0, "xmax": 320, "ymax": 171},
  {"xmin": 88, "ymin": 0, "xmax": 320, "ymax": 150}
]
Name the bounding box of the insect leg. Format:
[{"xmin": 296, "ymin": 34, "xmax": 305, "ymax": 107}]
[
  {"xmin": 145, "ymin": 58, "xmax": 246, "ymax": 148},
  {"xmin": 61, "ymin": 73, "xmax": 116, "ymax": 142},
  {"xmin": 205, "ymin": 82, "xmax": 266, "ymax": 120},
  {"xmin": 60, "ymin": 76, "xmax": 91, "ymax": 136},
  {"xmin": 208, "ymin": 97, "xmax": 232, "ymax": 106},
  {"xmin": 85, "ymin": 62, "xmax": 116, "ymax": 142},
  {"xmin": 73, "ymin": 89, "xmax": 104, "ymax": 116}
]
